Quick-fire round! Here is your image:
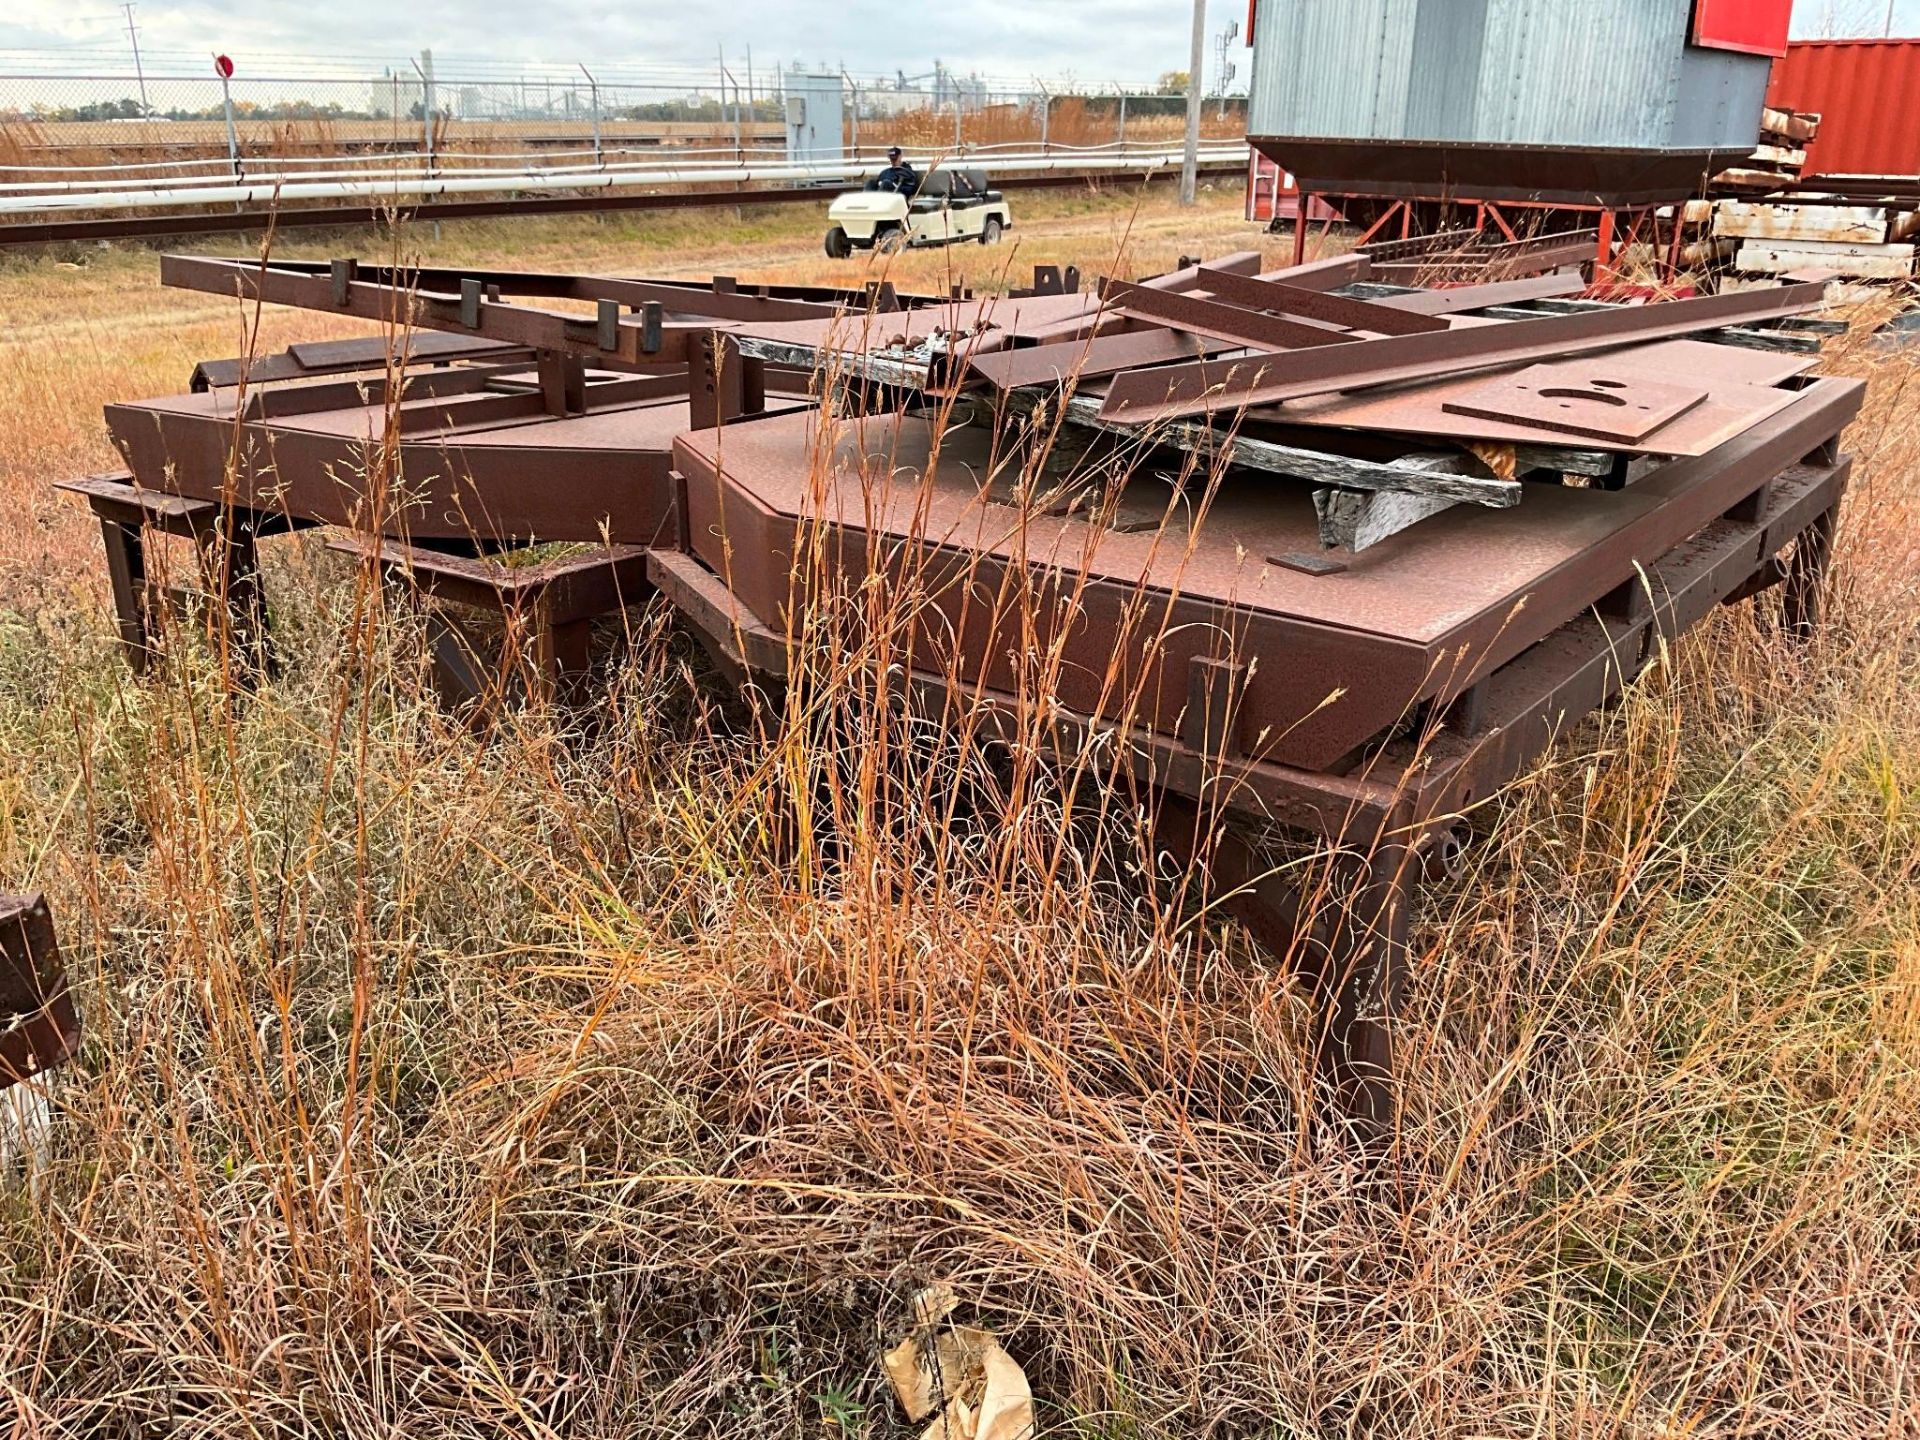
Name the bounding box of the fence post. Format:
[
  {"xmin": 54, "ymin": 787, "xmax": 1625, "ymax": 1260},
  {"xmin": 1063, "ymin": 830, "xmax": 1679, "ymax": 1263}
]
[
  {"xmin": 413, "ymin": 49, "xmax": 436, "ymax": 180},
  {"xmin": 215, "ymin": 56, "xmax": 240, "ymax": 182},
  {"xmin": 841, "ymin": 69, "xmax": 858, "ymax": 165},
  {"xmin": 1038, "ymin": 85, "xmax": 1049, "ymax": 155},
  {"xmin": 1118, "ymin": 91, "xmax": 1128, "ymax": 152},
  {"xmin": 580, "ymin": 64, "xmax": 601, "ymax": 166}
]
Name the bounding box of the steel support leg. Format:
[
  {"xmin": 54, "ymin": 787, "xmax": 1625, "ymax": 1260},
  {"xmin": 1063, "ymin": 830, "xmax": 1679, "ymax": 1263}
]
[
  {"xmin": 1151, "ymin": 793, "xmax": 1412, "ymax": 1135},
  {"xmin": 1782, "ymin": 503, "xmax": 1838, "ymax": 641},
  {"xmin": 1296, "ymin": 841, "xmax": 1414, "ymax": 1133},
  {"xmin": 195, "ymin": 518, "xmax": 274, "ymax": 678},
  {"xmin": 97, "ymin": 515, "xmax": 155, "ymax": 674}
]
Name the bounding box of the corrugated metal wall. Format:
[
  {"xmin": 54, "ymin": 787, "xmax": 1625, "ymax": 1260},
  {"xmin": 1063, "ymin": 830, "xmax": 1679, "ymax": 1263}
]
[
  {"xmin": 1767, "ymin": 40, "xmax": 1920, "ymax": 179},
  {"xmin": 1249, "ymin": 0, "xmax": 1769, "ymax": 151}
]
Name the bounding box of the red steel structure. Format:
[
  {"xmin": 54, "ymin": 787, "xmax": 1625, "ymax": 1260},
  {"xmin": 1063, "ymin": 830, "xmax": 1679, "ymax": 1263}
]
[
  {"xmin": 1767, "ymin": 39, "xmax": 1920, "ymax": 180},
  {"xmin": 64, "ymin": 251, "xmax": 1858, "ymax": 1130}
]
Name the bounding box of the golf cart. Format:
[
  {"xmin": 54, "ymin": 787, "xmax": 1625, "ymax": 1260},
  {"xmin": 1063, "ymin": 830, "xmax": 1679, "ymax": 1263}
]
[{"xmin": 823, "ymin": 164, "xmax": 1012, "ymax": 258}]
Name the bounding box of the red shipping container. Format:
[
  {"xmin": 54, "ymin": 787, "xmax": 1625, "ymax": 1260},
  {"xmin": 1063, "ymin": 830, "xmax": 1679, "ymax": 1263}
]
[{"xmin": 1767, "ymin": 39, "xmax": 1920, "ymax": 179}]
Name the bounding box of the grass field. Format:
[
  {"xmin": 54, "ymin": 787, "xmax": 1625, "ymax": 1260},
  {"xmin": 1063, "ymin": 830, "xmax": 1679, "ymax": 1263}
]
[{"xmin": 0, "ymin": 187, "xmax": 1916, "ymax": 1437}]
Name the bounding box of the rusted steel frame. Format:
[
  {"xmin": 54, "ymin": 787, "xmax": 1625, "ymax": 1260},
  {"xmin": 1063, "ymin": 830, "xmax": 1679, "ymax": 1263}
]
[
  {"xmin": 104, "ymin": 404, "xmax": 680, "ymax": 544},
  {"xmin": 652, "ymin": 549, "xmax": 1407, "ymax": 837},
  {"xmin": 193, "ymin": 333, "xmax": 528, "ymax": 391},
  {"xmin": 1194, "ymin": 267, "xmax": 1449, "ymax": 336},
  {"xmin": 1048, "ymin": 392, "xmax": 1521, "ymax": 506},
  {"xmin": 645, "ymin": 550, "xmax": 791, "ymax": 686},
  {"xmin": 1379, "ymin": 455, "xmax": 1850, "ymax": 823},
  {"xmin": 1254, "ymin": 252, "xmax": 1373, "ymax": 291},
  {"xmin": 329, "ymin": 533, "xmax": 652, "ymax": 617},
  {"xmin": 56, "ymin": 471, "xmax": 311, "ymax": 674},
  {"xmin": 1399, "ymin": 379, "xmax": 1863, "ymax": 712},
  {"xmin": 1356, "ymin": 226, "xmax": 1483, "ymax": 263},
  {"xmin": 1003, "ymin": 252, "xmax": 1266, "ymax": 348},
  {"xmin": 242, "ymin": 362, "xmax": 539, "ymax": 420},
  {"xmin": 1100, "ymin": 279, "xmax": 1362, "ymax": 352},
  {"xmin": 1368, "ymin": 271, "xmax": 1589, "ymax": 315},
  {"xmin": 958, "ymin": 327, "xmax": 1230, "ymax": 393},
  {"xmin": 1098, "ymin": 280, "xmax": 1832, "ymax": 423},
  {"xmin": 1133, "ymin": 249, "xmax": 1264, "ymax": 294},
  {"xmin": 253, "ymin": 259, "xmax": 842, "ymax": 323},
  {"xmin": 391, "ymin": 371, "xmax": 698, "ymax": 436},
  {"xmin": 332, "ymin": 534, "xmax": 652, "ymax": 707},
  {"xmin": 1, "ymin": 893, "xmax": 81, "ymax": 1091},
  {"xmin": 160, "ymin": 255, "xmax": 702, "ymax": 366}
]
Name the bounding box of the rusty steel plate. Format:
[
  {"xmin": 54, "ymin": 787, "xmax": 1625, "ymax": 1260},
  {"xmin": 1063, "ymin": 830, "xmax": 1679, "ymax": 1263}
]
[
  {"xmin": 1250, "ymin": 339, "xmax": 1815, "ymax": 457},
  {"xmin": 1439, "ymin": 362, "xmax": 1709, "ymax": 443},
  {"xmin": 673, "ymin": 375, "xmax": 1862, "ymax": 770}
]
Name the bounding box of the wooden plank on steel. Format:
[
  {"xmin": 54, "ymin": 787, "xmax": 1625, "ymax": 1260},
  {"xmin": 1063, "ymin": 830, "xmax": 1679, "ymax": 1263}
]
[
  {"xmin": 1097, "ymin": 281, "xmax": 1832, "ymax": 424},
  {"xmin": 1051, "ymin": 393, "xmax": 1521, "ymax": 506}
]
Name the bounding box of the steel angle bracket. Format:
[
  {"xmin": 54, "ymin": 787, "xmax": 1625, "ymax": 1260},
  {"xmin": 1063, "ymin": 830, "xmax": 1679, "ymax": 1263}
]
[{"xmin": 0, "ymin": 893, "xmax": 80, "ymax": 1091}]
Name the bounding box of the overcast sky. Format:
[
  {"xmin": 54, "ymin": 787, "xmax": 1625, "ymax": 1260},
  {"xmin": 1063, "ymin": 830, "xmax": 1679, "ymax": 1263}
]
[{"xmin": 2, "ymin": 0, "xmax": 1917, "ymax": 88}]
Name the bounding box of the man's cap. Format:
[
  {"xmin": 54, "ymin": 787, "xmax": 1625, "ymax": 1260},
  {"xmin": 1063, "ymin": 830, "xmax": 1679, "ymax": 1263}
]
[{"xmin": 887, "ymin": 145, "xmax": 902, "ymax": 156}]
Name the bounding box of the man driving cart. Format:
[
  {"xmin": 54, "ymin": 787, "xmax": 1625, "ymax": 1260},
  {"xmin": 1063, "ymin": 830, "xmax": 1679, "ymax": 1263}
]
[{"xmin": 871, "ymin": 145, "xmax": 918, "ymax": 197}]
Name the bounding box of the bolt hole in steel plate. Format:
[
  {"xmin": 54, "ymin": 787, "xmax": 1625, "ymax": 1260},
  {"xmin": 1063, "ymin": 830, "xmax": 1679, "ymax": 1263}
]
[{"xmin": 1441, "ymin": 362, "xmax": 1709, "ymax": 443}]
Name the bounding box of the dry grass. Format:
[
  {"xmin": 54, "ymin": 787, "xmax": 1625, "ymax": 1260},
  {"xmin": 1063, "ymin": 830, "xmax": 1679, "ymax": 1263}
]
[{"xmin": 0, "ymin": 196, "xmax": 1916, "ymax": 1437}]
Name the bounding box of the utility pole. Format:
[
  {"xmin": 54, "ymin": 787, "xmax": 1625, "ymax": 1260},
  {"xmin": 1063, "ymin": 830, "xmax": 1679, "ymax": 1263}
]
[
  {"xmin": 122, "ymin": 3, "xmax": 151, "ymax": 119},
  {"xmin": 1180, "ymin": 0, "xmax": 1206, "ymax": 204}
]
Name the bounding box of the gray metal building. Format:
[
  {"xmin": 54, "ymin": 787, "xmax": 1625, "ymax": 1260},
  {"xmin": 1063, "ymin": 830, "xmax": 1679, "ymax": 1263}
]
[{"xmin": 1246, "ymin": 0, "xmax": 1775, "ymax": 203}]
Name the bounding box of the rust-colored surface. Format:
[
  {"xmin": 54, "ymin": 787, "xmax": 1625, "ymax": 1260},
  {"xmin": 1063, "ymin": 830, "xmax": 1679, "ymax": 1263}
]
[
  {"xmin": 1, "ymin": 894, "xmax": 81, "ymax": 1092},
  {"xmin": 1768, "ymin": 40, "xmax": 1920, "ymax": 180},
  {"xmin": 673, "ymin": 375, "xmax": 1862, "ymax": 771},
  {"xmin": 1438, "ymin": 364, "xmax": 1707, "ymax": 445}
]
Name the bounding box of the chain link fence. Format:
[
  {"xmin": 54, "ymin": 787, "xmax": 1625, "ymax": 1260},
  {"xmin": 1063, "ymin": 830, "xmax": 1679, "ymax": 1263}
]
[{"xmin": 0, "ymin": 58, "xmax": 1246, "ymax": 177}]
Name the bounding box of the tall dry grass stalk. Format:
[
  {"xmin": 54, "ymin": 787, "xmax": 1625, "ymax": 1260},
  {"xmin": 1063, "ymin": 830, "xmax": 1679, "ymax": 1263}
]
[{"xmin": 0, "ymin": 226, "xmax": 1915, "ymax": 1437}]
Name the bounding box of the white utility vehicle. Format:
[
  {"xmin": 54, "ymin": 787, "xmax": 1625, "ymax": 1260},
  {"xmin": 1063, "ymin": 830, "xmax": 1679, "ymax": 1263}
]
[{"xmin": 823, "ymin": 165, "xmax": 1012, "ymax": 258}]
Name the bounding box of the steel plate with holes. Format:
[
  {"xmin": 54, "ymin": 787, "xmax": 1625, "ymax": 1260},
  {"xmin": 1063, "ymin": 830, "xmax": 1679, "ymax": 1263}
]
[{"xmin": 1439, "ymin": 363, "xmax": 1709, "ymax": 443}]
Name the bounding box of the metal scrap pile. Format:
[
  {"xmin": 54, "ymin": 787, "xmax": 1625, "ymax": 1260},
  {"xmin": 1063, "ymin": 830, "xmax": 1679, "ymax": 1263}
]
[
  {"xmin": 73, "ymin": 249, "xmax": 1862, "ymax": 1123},
  {"xmin": 728, "ymin": 249, "xmax": 1843, "ymax": 560}
]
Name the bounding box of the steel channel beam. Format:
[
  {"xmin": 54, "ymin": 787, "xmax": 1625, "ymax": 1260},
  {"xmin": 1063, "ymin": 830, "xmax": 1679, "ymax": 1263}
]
[
  {"xmin": 251, "ymin": 260, "xmax": 843, "ymax": 323},
  {"xmin": 1252, "ymin": 252, "xmax": 1374, "ymax": 291},
  {"xmin": 1099, "ymin": 280, "xmax": 1832, "ymax": 424},
  {"xmin": 159, "ymin": 255, "xmax": 703, "ymax": 367},
  {"xmin": 960, "ymin": 327, "xmax": 1230, "ymax": 393},
  {"xmin": 1100, "ymin": 279, "xmax": 1363, "ymax": 352},
  {"xmin": 1193, "ymin": 267, "xmax": 1449, "ymax": 336}
]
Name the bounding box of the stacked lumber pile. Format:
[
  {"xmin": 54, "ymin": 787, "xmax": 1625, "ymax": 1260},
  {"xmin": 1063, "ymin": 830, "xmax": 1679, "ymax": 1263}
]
[
  {"xmin": 1696, "ymin": 108, "xmax": 1920, "ymax": 288},
  {"xmin": 1717, "ymin": 198, "xmax": 1919, "ymax": 286},
  {"xmin": 1711, "ymin": 107, "xmax": 1821, "ymax": 194}
]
